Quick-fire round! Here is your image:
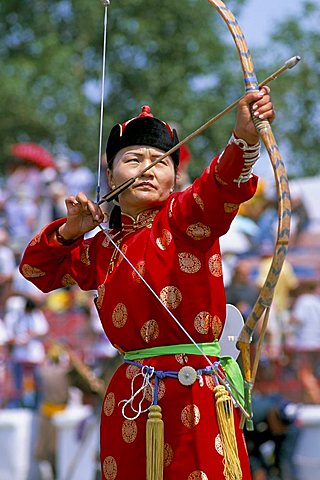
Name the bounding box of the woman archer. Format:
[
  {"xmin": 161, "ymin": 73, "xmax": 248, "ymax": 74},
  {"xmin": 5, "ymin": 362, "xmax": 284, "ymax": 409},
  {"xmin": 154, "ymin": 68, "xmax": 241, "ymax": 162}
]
[{"xmin": 20, "ymin": 88, "xmax": 274, "ymax": 480}]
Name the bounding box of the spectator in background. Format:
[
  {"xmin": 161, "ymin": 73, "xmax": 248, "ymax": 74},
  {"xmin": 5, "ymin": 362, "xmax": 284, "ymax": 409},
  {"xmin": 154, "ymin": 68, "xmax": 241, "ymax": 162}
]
[
  {"xmin": 61, "ymin": 150, "xmax": 95, "ymax": 198},
  {"xmin": 4, "ymin": 296, "xmax": 49, "ymax": 408},
  {"xmin": 253, "ymin": 198, "xmax": 278, "ymax": 251},
  {"xmin": 290, "ymin": 194, "xmax": 310, "ymax": 247},
  {"xmin": 289, "ymin": 280, "xmax": 320, "ymax": 350},
  {"xmin": 87, "ymin": 300, "xmax": 121, "ymax": 387},
  {"xmin": 226, "ymin": 260, "xmax": 259, "ymax": 320},
  {"xmin": 288, "ymin": 280, "xmax": 320, "ymax": 403},
  {"xmin": 0, "ymin": 316, "xmax": 8, "ymax": 407},
  {"xmin": 4, "ymin": 161, "xmax": 44, "ymax": 201},
  {"xmin": 47, "ymin": 180, "xmax": 68, "ymax": 221},
  {"xmin": 34, "ymin": 343, "xmax": 70, "ymax": 480},
  {"xmin": 245, "ymin": 393, "xmax": 300, "ymax": 480},
  {"xmin": 255, "ymin": 243, "xmax": 299, "ymax": 358},
  {"xmin": 4, "ymin": 188, "xmax": 39, "ymax": 255},
  {"xmin": 0, "ymin": 227, "xmax": 16, "ymax": 313}
]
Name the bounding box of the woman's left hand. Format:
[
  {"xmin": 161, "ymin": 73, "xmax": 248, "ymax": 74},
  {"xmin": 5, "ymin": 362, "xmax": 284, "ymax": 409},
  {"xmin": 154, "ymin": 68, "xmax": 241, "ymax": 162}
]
[{"xmin": 234, "ymin": 86, "xmax": 275, "ymax": 145}]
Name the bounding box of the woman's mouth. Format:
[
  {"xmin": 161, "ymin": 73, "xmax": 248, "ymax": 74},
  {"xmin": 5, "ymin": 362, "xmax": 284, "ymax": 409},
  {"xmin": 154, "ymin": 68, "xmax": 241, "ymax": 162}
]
[{"xmin": 134, "ymin": 182, "xmax": 156, "ymax": 190}]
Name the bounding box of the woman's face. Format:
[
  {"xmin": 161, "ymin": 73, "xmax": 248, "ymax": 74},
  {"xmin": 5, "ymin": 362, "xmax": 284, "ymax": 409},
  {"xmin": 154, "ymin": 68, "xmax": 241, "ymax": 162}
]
[{"xmin": 107, "ymin": 145, "xmax": 175, "ymax": 217}]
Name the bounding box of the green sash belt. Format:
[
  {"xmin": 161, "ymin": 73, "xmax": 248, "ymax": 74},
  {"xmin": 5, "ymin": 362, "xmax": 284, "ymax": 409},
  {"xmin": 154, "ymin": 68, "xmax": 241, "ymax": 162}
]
[{"xmin": 123, "ymin": 340, "xmax": 244, "ymax": 406}]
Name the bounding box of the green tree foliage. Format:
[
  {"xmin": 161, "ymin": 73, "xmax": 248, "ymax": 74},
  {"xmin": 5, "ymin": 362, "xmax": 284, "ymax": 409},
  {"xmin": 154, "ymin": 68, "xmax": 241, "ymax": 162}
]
[
  {"xmin": 2, "ymin": 0, "xmax": 317, "ymax": 185},
  {"xmin": 256, "ymin": 1, "xmax": 320, "ymax": 177},
  {"xmin": 0, "ymin": 0, "xmax": 248, "ymax": 182},
  {"xmin": 0, "ymin": 0, "xmax": 104, "ymax": 172}
]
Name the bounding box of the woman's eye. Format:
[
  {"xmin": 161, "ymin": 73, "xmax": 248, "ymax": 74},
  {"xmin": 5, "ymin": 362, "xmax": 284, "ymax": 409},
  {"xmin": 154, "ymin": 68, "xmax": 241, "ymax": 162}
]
[
  {"xmin": 157, "ymin": 159, "xmax": 168, "ymax": 166},
  {"xmin": 126, "ymin": 157, "xmax": 139, "ymax": 163}
]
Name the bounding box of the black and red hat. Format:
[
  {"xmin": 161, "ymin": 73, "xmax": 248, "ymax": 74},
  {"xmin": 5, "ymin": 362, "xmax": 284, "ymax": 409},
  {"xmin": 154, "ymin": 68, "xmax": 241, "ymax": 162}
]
[{"xmin": 106, "ymin": 105, "xmax": 180, "ymax": 167}]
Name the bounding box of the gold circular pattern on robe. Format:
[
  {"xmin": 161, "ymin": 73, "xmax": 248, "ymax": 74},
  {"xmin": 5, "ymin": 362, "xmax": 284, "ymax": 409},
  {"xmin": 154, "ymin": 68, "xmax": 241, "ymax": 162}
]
[
  {"xmin": 212, "ymin": 315, "xmax": 222, "ymax": 339},
  {"xmin": 205, "ymin": 375, "xmax": 215, "ymax": 392},
  {"xmin": 215, "ymin": 434, "xmax": 224, "ymax": 456},
  {"xmin": 181, "ymin": 404, "xmax": 200, "ymax": 429},
  {"xmin": 21, "ymin": 264, "xmax": 45, "ymax": 278},
  {"xmin": 175, "ymin": 354, "xmax": 188, "ymax": 365},
  {"xmin": 131, "ymin": 260, "xmax": 146, "ymax": 283},
  {"xmin": 208, "ymin": 254, "xmax": 223, "ymax": 277},
  {"xmin": 96, "ymin": 284, "xmax": 106, "ymax": 310},
  {"xmin": 116, "ymin": 243, "xmax": 128, "ymax": 268},
  {"xmin": 125, "ymin": 361, "xmax": 143, "ymax": 379},
  {"xmin": 224, "ymin": 202, "xmax": 239, "ymax": 213},
  {"xmin": 112, "ymin": 303, "xmax": 128, "ymax": 328},
  {"xmin": 61, "ymin": 274, "xmax": 77, "ymax": 287},
  {"xmin": 156, "ymin": 229, "xmax": 172, "ymax": 251},
  {"xmin": 81, "ymin": 245, "xmax": 91, "ymax": 265},
  {"xmin": 145, "ymin": 378, "xmax": 166, "ymax": 402},
  {"xmin": 103, "ymin": 392, "xmax": 115, "ymax": 417},
  {"xmin": 194, "ymin": 311, "xmax": 212, "ymax": 335},
  {"xmin": 103, "ymin": 456, "xmax": 117, "ymax": 480},
  {"xmin": 186, "ymin": 223, "xmax": 211, "ymax": 241},
  {"xmin": 140, "ymin": 319, "xmax": 160, "ymax": 343},
  {"xmin": 164, "ymin": 442, "xmax": 174, "ymax": 467},
  {"xmin": 160, "ymin": 286, "xmax": 182, "ymax": 310},
  {"xmin": 187, "ymin": 471, "xmax": 209, "ymax": 480},
  {"xmin": 122, "ymin": 419, "xmax": 138, "ymax": 444},
  {"xmin": 193, "ymin": 193, "xmax": 205, "ymax": 211},
  {"xmin": 102, "ymin": 236, "xmax": 111, "ymax": 248},
  {"xmin": 178, "ymin": 252, "xmax": 201, "ymax": 274}
]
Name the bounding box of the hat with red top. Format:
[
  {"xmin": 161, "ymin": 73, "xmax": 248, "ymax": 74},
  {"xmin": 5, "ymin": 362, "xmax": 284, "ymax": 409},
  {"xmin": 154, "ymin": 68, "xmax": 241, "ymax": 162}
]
[{"xmin": 106, "ymin": 105, "xmax": 180, "ymax": 167}]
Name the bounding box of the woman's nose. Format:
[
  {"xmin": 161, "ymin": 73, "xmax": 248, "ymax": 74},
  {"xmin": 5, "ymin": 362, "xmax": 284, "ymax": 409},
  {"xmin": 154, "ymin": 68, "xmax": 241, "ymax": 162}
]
[{"xmin": 141, "ymin": 160, "xmax": 155, "ymax": 176}]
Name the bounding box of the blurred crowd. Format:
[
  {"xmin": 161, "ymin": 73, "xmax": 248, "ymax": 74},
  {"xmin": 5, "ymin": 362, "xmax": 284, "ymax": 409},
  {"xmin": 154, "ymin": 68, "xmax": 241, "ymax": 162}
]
[{"xmin": 0, "ymin": 144, "xmax": 319, "ymax": 479}]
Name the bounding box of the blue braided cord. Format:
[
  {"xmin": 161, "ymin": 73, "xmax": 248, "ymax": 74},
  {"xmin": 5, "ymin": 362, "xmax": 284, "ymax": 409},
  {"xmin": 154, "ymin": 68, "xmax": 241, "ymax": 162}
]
[
  {"xmin": 153, "ymin": 375, "xmax": 159, "ymax": 405},
  {"xmin": 124, "ymin": 359, "xmax": 220, "ymax": 397},
  {"xmin": 124, "ymin": 360, "xmax": 218, "ymax": 378}
]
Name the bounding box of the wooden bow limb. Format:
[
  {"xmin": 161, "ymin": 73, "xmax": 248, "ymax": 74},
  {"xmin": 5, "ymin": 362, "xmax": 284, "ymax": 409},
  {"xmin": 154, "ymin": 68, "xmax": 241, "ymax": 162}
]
[
  {"xmin": 236, "ymin": 116, "xmax": 291, "ymax": 430},
  {"xmin": 207, "ymin": 0, "xmax": 294, "ymax": 430},
  {"xmin": 98, "ymin": 57, "xmax": 300, "ymax": 205}
]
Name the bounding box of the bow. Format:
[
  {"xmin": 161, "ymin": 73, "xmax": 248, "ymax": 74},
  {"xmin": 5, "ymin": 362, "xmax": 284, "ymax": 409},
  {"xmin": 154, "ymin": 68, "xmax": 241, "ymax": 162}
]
[
  {"xmin": 208, "ymin": 0, "xmax": 291, "ymax": 428},
  {"xmin": 97, "ymin": 0, "xmax": 292, "ymax": 425}
]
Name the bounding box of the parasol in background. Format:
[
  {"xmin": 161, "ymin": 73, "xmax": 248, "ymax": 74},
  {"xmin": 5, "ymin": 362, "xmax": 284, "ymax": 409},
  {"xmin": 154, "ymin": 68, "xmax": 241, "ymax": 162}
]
[{"xmin": 10, "ymin": 142, "xmax": 56, "ymax": 170}]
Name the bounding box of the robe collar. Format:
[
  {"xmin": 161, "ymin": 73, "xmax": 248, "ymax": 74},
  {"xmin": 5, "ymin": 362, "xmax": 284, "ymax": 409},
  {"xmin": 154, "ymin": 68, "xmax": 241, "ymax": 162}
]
[{"xmin": 121, "ymin": 208, "xmax": 160, "ymax": 232}]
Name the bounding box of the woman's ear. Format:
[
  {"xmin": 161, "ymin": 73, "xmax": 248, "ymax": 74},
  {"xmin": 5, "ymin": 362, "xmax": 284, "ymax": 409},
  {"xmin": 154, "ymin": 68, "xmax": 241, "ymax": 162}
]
[{"xmin": 107, "ymin": 168, "xmax": 114, "ymax": 188}]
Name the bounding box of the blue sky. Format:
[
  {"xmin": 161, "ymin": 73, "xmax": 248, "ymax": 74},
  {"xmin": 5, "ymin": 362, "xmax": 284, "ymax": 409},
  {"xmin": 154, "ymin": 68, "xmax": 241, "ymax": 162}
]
[
  {"xmin": 237, "ymin": 0, "xmax": 314, "ymax": 182},
  {"xmin": 239, "ymin": 0, "xmax": 308, "ymax": 47}
]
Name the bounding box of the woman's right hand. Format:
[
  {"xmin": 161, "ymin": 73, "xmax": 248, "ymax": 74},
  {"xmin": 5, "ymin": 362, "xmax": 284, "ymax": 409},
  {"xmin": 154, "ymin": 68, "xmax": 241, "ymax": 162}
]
[{"xmin": 59, "ymin": 192, "xmax": 105, "ymax": 240}]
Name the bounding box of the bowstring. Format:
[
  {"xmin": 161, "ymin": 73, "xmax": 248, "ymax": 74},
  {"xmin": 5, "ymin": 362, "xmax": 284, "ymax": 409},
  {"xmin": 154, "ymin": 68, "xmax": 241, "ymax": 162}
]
[{"xmin": 96, "ymin": 1, "xmax": 110, "ymax": 203}]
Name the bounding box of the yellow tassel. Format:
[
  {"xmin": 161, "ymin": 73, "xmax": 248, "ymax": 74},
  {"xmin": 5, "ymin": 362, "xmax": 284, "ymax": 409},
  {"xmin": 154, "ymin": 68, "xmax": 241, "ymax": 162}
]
[
  {"xmin": 146, "ymin": 404, "xmax": 164, "ymax": 480},
  {"xmin": 214, "ymin": 385, "xmax": 243, "ymax": 480}
]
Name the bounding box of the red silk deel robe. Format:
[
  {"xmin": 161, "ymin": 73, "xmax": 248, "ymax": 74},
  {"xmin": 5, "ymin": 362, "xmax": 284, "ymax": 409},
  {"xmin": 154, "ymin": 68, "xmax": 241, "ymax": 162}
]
[{"xmin": 20, "ymin": 143, "xmax": 256, "ymax": 479}]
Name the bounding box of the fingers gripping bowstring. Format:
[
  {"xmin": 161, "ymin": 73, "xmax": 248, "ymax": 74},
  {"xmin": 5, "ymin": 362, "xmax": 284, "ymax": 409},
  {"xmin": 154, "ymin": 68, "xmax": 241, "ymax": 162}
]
[{"xmin": 96, "ymin": 0, "xmax": 111, "ymax": 203}]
